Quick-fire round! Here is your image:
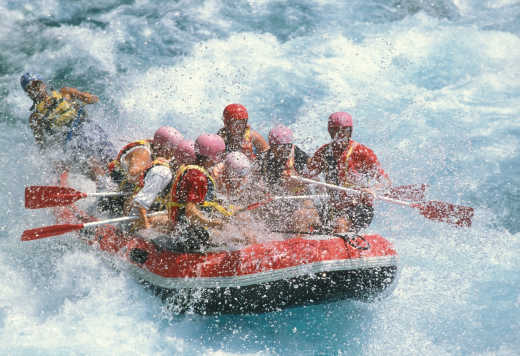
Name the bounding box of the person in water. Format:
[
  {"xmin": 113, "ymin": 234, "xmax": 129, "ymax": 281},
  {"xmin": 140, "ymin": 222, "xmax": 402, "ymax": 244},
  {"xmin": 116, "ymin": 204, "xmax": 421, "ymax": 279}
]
[
  {"xmin": 217, "ymin": 103, "xmax": 269, "ymax": 160},
  {"xmin": 307, "ymin": 112, "xmax": 391, "ymax": 233},
  {"xmin": 164, "ymin": 133, "xmax": 232, "ymax": 251},
  {"xmin": 254, "ymin": 124, "xmax": 320, "ymax": 231},
  {"xmin": 20, "ymin": 72, "xmax": 116, "ymax": 178}
]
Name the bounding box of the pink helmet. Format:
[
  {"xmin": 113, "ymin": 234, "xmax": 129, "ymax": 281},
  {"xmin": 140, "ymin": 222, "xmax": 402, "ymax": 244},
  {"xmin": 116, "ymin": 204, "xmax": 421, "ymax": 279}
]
[
  {"xmin": 194, "ymin": 134, "xmax": 226, "ymax": 161},
  {"xmin": 224, "ymin": 152, "xmax": 251, "ymax": 177},
  {"xmin": 175, "ymin": 139, "xmax": 196, "ymax": 164},
  {"xmin": 223, "ymin": 103, "xmax": 248, "ymax": 125},
  {"xmin": 328, "ymin": 112, "xmax": 353, "ymax": 128},
  {"xmin": 153, "ymin": 126, "xmax": 184, "ymax": 152},
  {"xmin": 268, "ymin": 124, "xmax": 293, "ymax": 145}
]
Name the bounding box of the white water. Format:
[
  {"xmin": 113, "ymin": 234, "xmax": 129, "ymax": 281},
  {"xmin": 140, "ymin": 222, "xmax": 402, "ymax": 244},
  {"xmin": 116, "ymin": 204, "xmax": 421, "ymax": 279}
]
[{"xmin": 1, "ymin": 0, "xmax": 519, "ymax": 355}]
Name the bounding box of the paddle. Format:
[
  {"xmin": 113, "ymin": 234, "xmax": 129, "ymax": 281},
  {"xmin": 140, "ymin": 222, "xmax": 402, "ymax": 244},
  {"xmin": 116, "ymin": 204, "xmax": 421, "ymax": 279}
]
[
  {"xmin": 241, "ymin": 194, "xmax": 329, "ymax": 212},
  {"xmin": 291, "ymin": 176, "xmax": 473, "ymax": 228},
  {"xmin": 25, "ymin": 186, "xmax": 125, "ymax": 209},
  {"xmin": 383, "ymin": 183, "xmax": 427, "ymax": 202},
  {"xmin": 21, "ymin": 211, "xmax": 167, "ymax": 241}
]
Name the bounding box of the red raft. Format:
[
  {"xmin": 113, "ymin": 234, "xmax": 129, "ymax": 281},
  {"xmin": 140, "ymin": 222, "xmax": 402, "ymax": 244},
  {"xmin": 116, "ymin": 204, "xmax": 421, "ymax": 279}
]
[{"xmin": 54, "ymin": 174, "xmax": 399, "ymax": 314}]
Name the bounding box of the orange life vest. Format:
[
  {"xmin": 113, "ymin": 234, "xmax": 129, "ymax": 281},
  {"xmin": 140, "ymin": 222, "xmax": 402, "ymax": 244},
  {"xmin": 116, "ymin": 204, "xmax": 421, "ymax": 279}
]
[
  {"xmin": 336, "ymin": 140, "xmax": 358, "ymax": 188},
  {"xmin": 281, "ymin": 145, "xmax": 306, "ymax": 194},
  {"xmin": 217, "ymin": 126, "xmax": 255, "ymax": 160}
]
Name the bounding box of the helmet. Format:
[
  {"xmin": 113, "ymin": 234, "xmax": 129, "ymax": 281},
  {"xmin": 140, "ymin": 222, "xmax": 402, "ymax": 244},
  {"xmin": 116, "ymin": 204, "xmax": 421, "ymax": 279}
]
[
  {"xmin": 153, "ymin": 126, "xmax": 184, "ymax": 152},
  {"xmin": 224, "ymin": 152, "xmax": 251, "ymax": 177},
  {"xmin": 223, "ymin": 103, "xmax": 248, "ymax": 125},
  {"xmin": 328, "ymin": 112, "xmax": 353, "ymax": 128},
  {"xmin": 268, "ymin": 124, "xmax": 293, "ymax": 145},
  {"xmin": 20, "ymin": 72, "xmax": 43, "ymax": 91},
  {"xmin": 175, "ymin": 139, "xmax": 196, "ymax": 164},
  {"xmin": 328, "ymin": 112, "xmax": 353, "ymax": 138},
  {"xmin": 194, "ymin": 134, "xmax": 226, "ymax": 161}
]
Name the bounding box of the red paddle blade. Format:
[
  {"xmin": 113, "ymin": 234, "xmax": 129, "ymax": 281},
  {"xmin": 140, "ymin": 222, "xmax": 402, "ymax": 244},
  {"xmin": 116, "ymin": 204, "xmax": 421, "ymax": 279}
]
[
  {"xmin": 21, "ymin": 223, "xmax": 85, "ymax": 241},
  {"xmin": 414, "ymin": 200, "xmax": 474, "ymax": 228},
  {"xmin": 384, "ymin": 184, "xmax": 427, "ymax": 202},
  {"xmin": 25, "ymin": 186, "xmax": 86, "ymax": 209}
]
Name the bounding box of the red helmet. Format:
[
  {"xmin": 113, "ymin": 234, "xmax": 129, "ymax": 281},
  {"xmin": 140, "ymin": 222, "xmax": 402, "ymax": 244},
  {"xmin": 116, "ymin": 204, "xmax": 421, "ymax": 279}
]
[
  {"xmin": 194, "ymin": 134, "xmax": 226, "ymax": 161},
  {"xmin": 153, "ymin": 126, "xmax": 184, "ymax": 152},
  {"xmin": 223, "ymin": 103, "xmax": 248, "ymax": 125},
  {"xmin": 175, "ymin": 139, "xmax": 196, "ymax": 165},
  {"xmin": 268, "ymin": 124, "xmax": 293, "ymax": 145}
]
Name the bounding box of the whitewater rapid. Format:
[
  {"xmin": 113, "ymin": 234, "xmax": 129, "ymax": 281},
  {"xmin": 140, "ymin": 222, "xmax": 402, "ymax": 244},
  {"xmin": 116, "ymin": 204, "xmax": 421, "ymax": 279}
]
[{"xmin": 1, "ymin": 0, "xmax": 519, "ymax": 355}]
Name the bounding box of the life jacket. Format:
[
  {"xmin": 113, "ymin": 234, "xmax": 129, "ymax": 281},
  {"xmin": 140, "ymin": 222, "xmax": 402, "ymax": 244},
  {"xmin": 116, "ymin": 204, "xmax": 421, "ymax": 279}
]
[
  {"xmin": 281, "ymin": 145, "xmax": 306, "ymax": 194},
  {"xmin": 34, "ymin": 90, "xmax": 80, "ymax": 133},
  {"xmin": 166, "ymin": 164, "xmax": 234, "ymax": 226},
  {"xmin": 336, "ymin": 140, "xmax": 359, "ymax": 188},
  {"xmin": 107, "ymin": 139, "xmax": 152, "ymax": 174},
  {"xmin": 321, "ymin": 140, "xmax": 358, "ymax": 187},
  {"xmin": 130, "ymin": 157, "xmax": 173, "ymax": 210},
  {"xmin": 325, "ymin": 140, "xmax": 375, "ymax": 207},
  {"xmin": 217, "ymin": 126, "xmax": 255, "ymax": 160}
]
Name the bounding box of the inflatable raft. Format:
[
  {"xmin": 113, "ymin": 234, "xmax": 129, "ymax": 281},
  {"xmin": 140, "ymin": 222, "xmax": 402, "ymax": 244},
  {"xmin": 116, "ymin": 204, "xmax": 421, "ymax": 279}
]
[{"xmin": 52, "ymin": 173, "xmax": 399, "ymax": 314}]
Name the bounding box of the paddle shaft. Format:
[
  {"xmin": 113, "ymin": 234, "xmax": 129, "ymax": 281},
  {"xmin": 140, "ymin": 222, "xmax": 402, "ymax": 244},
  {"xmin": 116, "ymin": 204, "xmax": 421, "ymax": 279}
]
[
  {"xmin": 292, "ymin": 176, "xmax": 418, "ymax": 205},
  {"xmin": 81, "ymin": 211, "xmax": 166, "ymax": 228},
  {"xmin": 291, "ymin": 176, "xmax": 473, "ymax": 227},
  {"xmin": 291, "ymin": 176, "xmax": 374, "ymax": 198},
  {"xmin": 21, "ymin": 211, "xmax": 167, "ymax": 241},
  {"xmin": 83, "ymin": 192, "xmax": 125, "ymax": 198}
]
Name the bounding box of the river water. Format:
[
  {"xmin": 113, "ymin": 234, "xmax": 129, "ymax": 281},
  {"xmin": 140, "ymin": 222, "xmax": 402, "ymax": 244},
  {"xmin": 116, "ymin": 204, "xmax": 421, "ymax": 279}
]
[{"xmin": 1, "ymin": 0, "xmax": 519, "ymax": 355}]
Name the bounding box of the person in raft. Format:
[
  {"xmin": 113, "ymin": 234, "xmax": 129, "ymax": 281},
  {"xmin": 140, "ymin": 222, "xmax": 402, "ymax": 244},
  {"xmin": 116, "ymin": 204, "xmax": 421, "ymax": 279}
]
[
  {"xmin": 20, "ymin": 72, "xmax": 116, "ymax": 178},
  {"xmin": 208, "ymin": 151, "xmax": 266, "ymax": 247},
  {"xmin": 306, "ymin": 112, "xmax": 391, "ymax": 233},
  {"xmin": 217, "ymin": 103, "xmax": 269, "ymax": 160},
  {"xmin": 253, "ymin": 124, "xmax": 320, "ymax": 232},
  {"xmin": 127, "ymin": 127, "xmax": 186, "ymax": 230},
  {"xmin": 211, "ymin": 152, "xmax": 252, "ymax": 204},
  {"xmin": 104, "ymin": 126, "xmax": 184, "ymax": 215},
  {"xmin": 164, "ymin": 134, "xmax": 235, "ymax": 251}
]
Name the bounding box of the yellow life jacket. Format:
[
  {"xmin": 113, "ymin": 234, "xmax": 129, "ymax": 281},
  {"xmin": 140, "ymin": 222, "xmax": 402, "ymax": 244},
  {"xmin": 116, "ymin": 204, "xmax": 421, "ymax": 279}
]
[
  {"xmin": 34, "ymin": 90, "xmax": 79, "ymax": 129},
  {"xmin": 167, "ymin": 164, "xmax": 235, "ymax": 225}
]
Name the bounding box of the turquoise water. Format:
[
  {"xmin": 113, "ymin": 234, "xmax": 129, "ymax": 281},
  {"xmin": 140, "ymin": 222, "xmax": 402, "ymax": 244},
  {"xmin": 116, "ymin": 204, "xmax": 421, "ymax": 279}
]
[{"xmin": 1, "ymin": 0, "xmax": 519, "ymax": 355}]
